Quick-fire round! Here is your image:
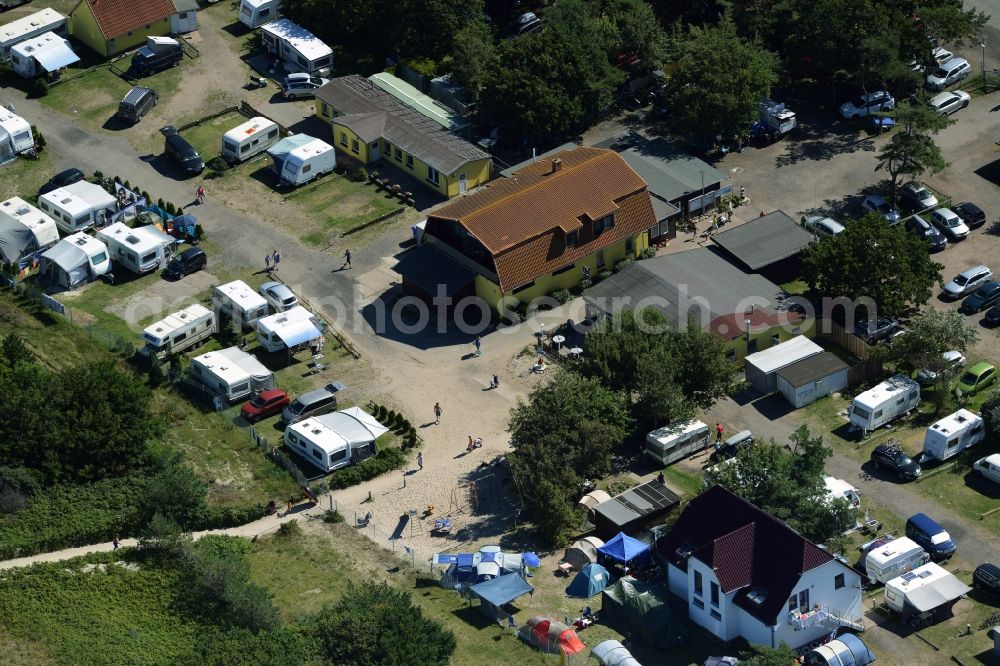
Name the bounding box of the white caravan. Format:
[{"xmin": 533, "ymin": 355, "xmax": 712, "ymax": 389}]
[
  {"xmin": 9, "ymin": 31, "xmax": 78, "ymax": 78},
  {"xmin": 284, "ymin": 407, "xmax": 387, "ymax": 472},
  {"xmin": 267, "ymin": 135, "xmax": 335, "ymax": 186},
  {"xmin": 849, "ymin": 375, "xmax": 921, "ymax": 434},
  {"xmin": 823, "ymin": 475, "xmax": 861, "ymax": 509},
  {"xmin": 221, "ymin": 116, "xmax": 280, "ymax": 164},
  {"xmin": 141, "ymin": 304, "xmax": 217, "ymax": 360},
  {"xmin": 644, "ymin": 420, "xmax": 711, "ymax": 467},
  {"xmin": 920, "ymin": 408, "xmax": 985, "ymax": 463},
  {"xmin": 884, "ymin": 562, "xmax": 971, "ymax": 615},
  {"xmin": 39, "ymin": 232, "xmax": 110, "ymax": 289},
  {"xmin": 864, "ymin": 537, "xmax": 929, "ymax": 585},
  {"xmin": 96, "ymin": 222, "xmax": 175, "ymax": 274},
  {"xmin": 260, "ymin": 19, "xmax": 332, "ymax": 75},
  {"xmin": 255, "ymin": 305, "xmax": 322, "ymax": 352},
  {"xmin": 0, "ymin": 106, "xmax": 33, "ymax": 164},
  {"xmin": 0, "ymin": 196, "xmax": 59, "ymax": 260},
  {"xmin": 211, "ymin": 279, "xmax": 269, "ymax": 330},
  {"xmin": 37, "ymin": 181, "xmax": 117, "ymax": 235},
  {"xmin": 0, "ymin": 8, "xmax": 68, "ymax": 59},
  {"xmin": 238, "ymin": 0, "xmax": 280, "ymax": 29},
  {"xmin": 188, "ymin": 347, "xmax": 275, "ymax": 402}
]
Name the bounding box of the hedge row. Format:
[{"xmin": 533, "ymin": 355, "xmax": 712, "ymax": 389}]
[{"xmin": 327, "ymin": 447, "xmax": 407, "ymax": 491}]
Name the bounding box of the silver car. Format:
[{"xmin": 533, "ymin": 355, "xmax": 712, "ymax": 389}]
[
  {"xmin": 281, "ymin": 73, "xmax": 330, "ymax": 99},
  {"xmin": 803, "ymin": 216, "xmax": 845, "ymax": 238},
  {"xmin": 929, "ymin": 90, "xmax": 970, "ymax": 115},
  {"xmin": 900, "ymin": 181, "xmax": 939, "ymax": 210},
  {"xmin": 926, "ymin": 57, "xmax": 971, "ymax": 90},
  {"xmin": 259, "ymin": 280, "xmax": 299, "ymax": 312},
  {"xmin": 943, "ymin": 265, "xmax": 993, "ymax": 299},
  {"xmin": 839, "ymin": 91, "xmax": 895, "ymax": 119}
]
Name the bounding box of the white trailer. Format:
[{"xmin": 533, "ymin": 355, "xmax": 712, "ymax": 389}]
[
  {"xmin": 284, "ymin": 407, "xmax": 386, "ymax": 472},
  {"xmin": 221, "ymin": 116, "xmax": 280, "ymax": 164},
  {"xmin": 864, "ymin": 537, "xmax": 929, "ymax": 585},
  {"xmin": 758, "ymin": 98, "xmax": 797, "ymax": 136},
  {"xmin": 921, "ymin": 408, "xmax": 985, "ymax": 463},
  {"xmin": 238, "ymin": 0, "xmax": 280, "ymax": 29},
  {"xmin": 0, "ymin": 8, "xmax": 68, "ymax": 59},
  {"xmin": 39, "ymin": 232, "xmax": 110, "ymax": 289},
  {"xmin": 255, "ymin": 305, "xmax": 322, "ymax": 352},
  {"xmin": 9, "ymin": 31, "xmax": 78, "ymax": 78},
  {"xmin": 849, "ymin": 375, "xmax": 921, "ymax": 434},
  {"xmin": 188, "ymin": 347, "xmax": 274, "ymax": 403},
  {"xmin": 644, "ymin": 420, "xmax": 711, "ymax": 467},
  {"xmin": 211, "ymin": 279, "xmax": 269, "ymax": 330},
  {"xmin": 0, "ymin": 106, "xmax": 33, "ymax": 164},
  {"xmin": 141, "ymin": 303, "xmax": 217, "ymax": 360},
  {"xmin": 37, "ymin": 181, "xmax": 117, "ymax": 235},
  {"xmin": 823, "ymin": 475, "xmax": 860, "ymax": 509},
  {"xmin": 884, "ymin": 562, "xmax": 971, "ymax": 618},
  {"xmin": 267, "ymin": 135, "xmax": 335, "ymax": 187},
  {"xmin": 0, "ymin": 196, "xmax": 59, "ymax": 260},
  {"xmin": 260, "ymin": 19, "xmax": 332, "ymax": 75},
  {"xmin": 96, "ymin": 222, "xmax": 175, "ymax": 274}
]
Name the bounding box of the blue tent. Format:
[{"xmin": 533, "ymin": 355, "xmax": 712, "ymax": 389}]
[
  {"xmin": 469, "ymin": 574, "xmax": 534, "ymax": 619},
  {"xmin": 598, "ymin": 532, "xmax": 651, "ymax": 565},
  {"xmin": 567, "ymin": 563, "xmax": 611, "ymax": 598}
]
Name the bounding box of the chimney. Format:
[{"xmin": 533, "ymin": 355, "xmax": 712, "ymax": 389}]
[
  {"xmin": 551, "ymin": 158, "xmax": 562, "ymax": 174},
  {"xmin": 745, "ymin": 318, "xmax": 751, "ymax": 340}
]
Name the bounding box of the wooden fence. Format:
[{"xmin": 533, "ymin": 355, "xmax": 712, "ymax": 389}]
[{"xmin": 817, "ymin": 319, "xmax": 872, "ymax": 360}]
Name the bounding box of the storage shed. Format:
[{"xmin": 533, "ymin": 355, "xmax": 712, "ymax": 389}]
[
  {"xmin": 592, "ymin": 480, "xmax": 680, "ymax": 540},
  {"xmin": 744, "ymin": 335, "xmax": 823, "ymax": 394},
  {"xmin": 776, "ymin": 351, "xmax": 850, "ymax": 408}
]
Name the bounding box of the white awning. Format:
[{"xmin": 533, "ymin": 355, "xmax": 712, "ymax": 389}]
[
  {"xmin": 906, "ymin": 574, "xmax": 971, "ymax": 612},
  {"xmin": 34, "ymin": 42, "xmax": 79, "ymax": 72},
  {"xmin": 276, "ymin": 319, "xmax": 322, "ymax": 347}
]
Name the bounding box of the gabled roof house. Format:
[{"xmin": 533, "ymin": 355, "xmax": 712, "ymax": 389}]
[
  {"xmin": 658, "ymin": 486, "xmax": 863, "ymax": 650},
  {"xmin": 71, "ymin": 0, "xmax": 177, "ymax": 57}
]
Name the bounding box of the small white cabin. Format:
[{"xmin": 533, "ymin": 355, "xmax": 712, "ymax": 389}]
[
  {"xmin": 284, "ymin": 407, "xmax": 387, "ymax": 472},
  {"xmin": 9, "ymin": 31, "xmax": 78, "ymax": 78},
  {"xmin": 0, "ymin": 8, "xmax": 68, "ymax": 59},
  {"xmin": 221, "ymin": 116, "xmax": 280, "ymax": 164},
  {"xmin": 849, "ymin": 375, "xmax": 921, "ymax": 434},
  {"xmin": 255, "ymin": 304, "xmax": 322, "ymax": 352},
  {"xmin": 823, "ymin": 475, "xmax": 860, "ymax": 509},
  {"xmin": 884, "ymin": 562, "xmax": 971, "ymax": 617},
  {"xmin": 37, "ymin": 181, "xmax": 117, "ymax": 235},
  {"xmin": 39, "ymin": 232, "xmax": 110, "ymax": 289},
  {"xmin": 141, "ymin": 303, "xmax": 216, "ymax": 359},
  {"xmin": 188, "ymin": 347, "xmax": 274, "ymax": 402},
  {"xmin": 0, "ymin": 106, "xmax": 33, "ymax": 164},
  {"xmin": 921, "ymin": 408, "xmax": 984, "ymax": 463},
  {"xmin": 211, "ymin": 279, "xmax": 269, "ymax": 330},
  {"xmin": 260, "ymin": 19, "xmax": 332, "ymax": 75},
  {"xmin": 864, "ymin": 536, "xmax": 928, "ymax": 584},
  {"xmin": 96, "ymin": 223, "xmax": 176, "ymax": 274},
  {"xmin": 267, "ymin": 135, "xmax": 335, "ymax": 186},
  {"xmin": 644, "ymin": 419, "xmax": 710, "ymax": 467},
  {"xmin": 238, "ymin": 0, "xmax": 280, "ymax": 29},
  {"xmin": 0, "ymin": 196, "xmax": 58, "ymax": 263}
]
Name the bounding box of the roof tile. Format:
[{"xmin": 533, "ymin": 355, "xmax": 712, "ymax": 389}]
[{"xmin": 77, "ymin": 0, "xmax": 177, "ymax": 40}]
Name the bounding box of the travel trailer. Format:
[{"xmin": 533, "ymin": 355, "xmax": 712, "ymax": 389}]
[
  {"xmin": 0, "ymin": 9, "xmax": 68, "ymax": 59},
  {"xmin": 141, "ymin": 304, "xmax": 217, "ymax": 360},
  {"xmin": 644, "ymin": 420, "xmax": 711, "ymax": 467},
  {"xmin": 255, "ymin": 305, "xmax": 322, "ymax": 352},
  {"xmin": 37, "ymin": 181, "xmax": 116, "ymax": 235},
  {"xmin": 849, "ymin": 375, "xmax": 921, "ymax": 434},
  {"xmin": 284, "ymin": 407, "xmax": 387, "ymax": 472},
  {"xmin": 238, "ymin": 0, "xmax": 280, "ymax": 29},
  {"xmin": 188, "ymin": 347, "xmax": 275, "ymax": 402},
  {"xmin": 884, "ymin": 562, "xmax": 971, "ymax": 617},
  {"xmin": 221, "ymin": 116, "xmax": 280, "ymax": 164},
  {"xmin": 9, "ymin": 31, "xmax": 78, "ymax": 78},
  {"xmin": 863, "ymin": 537, "xmax": 929, "ymax": 585},
  {"xmin": 920, "ymin": 408, "xmax": 985, "ymax": 463},
  {"xmin": 0, "ymin": 106, "xmax": 33, "ymax": 164},
  {"xmin": 0, "ymin": 197, "xmax": 58, "ymax": 263},
  {"xmin": 96, "ymin": 223, "xmax": 175, "ymax": 274},
  {"xmin": 823, "ymin": 476, "xmax": 861, "ymax": 509},
  {"xmin": 266, "ymin": 135, "xmax": 335, "ymax": 187},
  {"xmin": 39, "ymin": 232, "xmax": 110, "ymax": 289},
  {"xmin": 260, "ymin": 19, "xmax": 332, "ymax": 75},
  {"xmin": 211, "ymin": 279, "xmax": 269, "ymax": 330}
]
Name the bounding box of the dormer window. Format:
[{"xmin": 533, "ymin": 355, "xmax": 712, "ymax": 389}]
[
  {"xmin": 594, "ymin": 213, "xmax": 614, "ymax": 234},
  {"xmin": 566, "ymin": 230, "xmax": 579, "ymax": 247}
]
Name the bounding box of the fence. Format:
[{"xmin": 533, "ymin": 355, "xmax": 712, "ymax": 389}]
[
  {"xmin": 240, "ymin": 100, "xmax": 290, "ymax": 136},
  {"xmin": 847, "ymin": 359, "xmax": 884, "ymax": 387},
  {"xmin": 816, "ymin": 319, "xmax": 872, "ymax": 360}
]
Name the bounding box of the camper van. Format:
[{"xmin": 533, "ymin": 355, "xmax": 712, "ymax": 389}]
[
  {"xmin": 284, "ymin": 407, "xmax": 386, "ymax": 472},
  {"xmin": 849, "ymin": 375, "xmax": 921, "ymax": 434},
  {"xmin": 221, "ymin": 116, "xmax": 280, "ymax": 164},
  {"xmin": 920, "ymin": 408, "xmax": 984, "ymax": 463},
  {"xmin": 96, "ymin": 223, "xmax": 175, "ymax": 274},
  {"xmin": 188, "ymin": 347, "xmax": 275, "ymax": 402},
  {"xmin": 131, "ymin": 37, "xmax": 182, "ymax": 76},
  {"xmin": 37, "ymin": 181, "xmax": 116, "ymax": 235},
  {"xmin": 0, "ymin": 106, "xmax": 33, "ymax": 165},
  {"xmin": 256, "ymin": 305, "xmax": 322, "ymax": 352},
  {"xmin": 211, "ymin": 280, "xmax": 269, "ymax": 330},
  {"xmin": 0, "ymin": 8, "xmax": 68, "ymax": 59},
  {"xmin": 238, "ymin": 0, "xmax": 280, "ymax": 29},
  {"xmin": 141, "ymin": 304, "xmax": 217, "ymax": 360},
  {"xmin": 823, "ymin": 476, "xmax": 861, "ymax": 509},
  {"xmin": 863, "ymin": 537, "xmax": 929, "ymax": 584},
  {"xmin": 260, "ymin": 19, "xmax": 333, "ymax": 75},
  {"xmin": 644, "ymin": 420, "xmax": 711, "ymax": 467},
  {"xmin": 267, "ymin": 136, "xmax": 335, "ymax": 187},
  {"xmin": 9, "ymin": 32, "xmax": 78, "ymax": 79},
  {"xmin": 0, "ymin": 196, "xmax": 59, "ymax": 258}
]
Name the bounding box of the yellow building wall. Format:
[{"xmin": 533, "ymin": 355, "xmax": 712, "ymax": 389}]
[
  {"xmin": 727, "ymin": 316, "xmax": 818, "ymax": 366},
  {"xmin": 71, "ymin": 5, "xmax": 171, "ymax": 57},
  {"xmin": 330, "ymin": 124, "xmax": 371, "ymax": 164},
  {"xmin": 442, "ymin": 158, "xmax": 491, "ymax": 197}
]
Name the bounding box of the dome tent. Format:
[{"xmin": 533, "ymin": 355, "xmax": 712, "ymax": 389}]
[
  {"xmin": 563, "ymin": 537, "xmax": 603, "ymax": 570},
  {"xmin": 566, "ymin": 563, "xmax": 611, "ymax": 598},
  {"xmin": 518, "ymin": 616, "xmax": 585, "ymax": 655}
]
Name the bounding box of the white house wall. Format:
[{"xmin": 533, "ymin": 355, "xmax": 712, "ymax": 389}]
[
  {"xmin": 772, "ymin": 561, "xmax": 863, "ymax": 650},
  {"xmin": 667, "ymin": 562, "xmax": 687, "ymax": 599}
]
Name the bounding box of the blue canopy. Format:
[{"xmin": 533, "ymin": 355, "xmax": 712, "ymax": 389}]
[
  {"xmin": 597, "ymin": 532, "xmax": 651, "ymax": 565},
  {"xmin": 523, "ymin": 552, "xmax": 541, "ymax": 567},
  {"xmin": 566, "ymin": 563, "xmax": 611, "ymax": 598},
  {"xmin": 469, "ymin": 573, "xmax": 533, "ymax": 607}
]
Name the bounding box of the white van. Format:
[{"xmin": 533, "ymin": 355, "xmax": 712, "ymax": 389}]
[
  {"xmin": 141, "ymin": 304, "xmax": 217, "ymax": 360},
  {"xmin": 849, "ymin": 375, "xmax": 921, "ymax": 434},
  {"xmin": 96, "ymin": 222, "xmax": 175, "ymax": 274},
  {"xmin": 211, "ymin": 280, "xmax": 270, "ymax": 331},
  {"xmin": 238, "ymin": 0, "xmax": 280, "ymax": 29},
  {"xmin": 221, "ymin": 116, "xmax": 280, "ymax": 164},
  {"xmin": 864, "ymin": 536, "xmax": 929, "ymax": 585},
  {"xmin": 920, "ymin": 408, "xmax": 984, "ymax": 463},
  {"xmin": 644, "ymin": 420, "xmax": 711, "ymax": 467}
]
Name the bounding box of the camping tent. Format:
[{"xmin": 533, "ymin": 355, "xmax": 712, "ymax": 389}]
[
  {"xmin": 468, "ymin": 573, "xmax": 533, "ymax": 619},
  {"xmin": 592, "ymin": 640, "xmax": 642, "ymax": 666},
  {"xmin": 567, "ymin": 563, "xmax": 611, "ymax": 598},
  {"xmin": 805, "ymin": 634, "xmax": 875, "ymax": 666},
  {"xmin": 563, "ymin": 537, "xmax": 603, "ymax": 570},
  {"xmin": 578, "ymin": 489, "xmax": 612, "ymax": 513},
  {"xmin": 518, "ymin": 616, "xmax": 585, "ymax": 655},
  {"xmin": 601, "ymin": 576, "xmax": 688, "ymax": 648},
  {"xmin": 598, "ymin": 532, "xmax": 652, "ymax": 566}
]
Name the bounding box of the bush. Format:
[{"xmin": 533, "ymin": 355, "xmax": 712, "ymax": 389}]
[
  {"xmin": 28, "ymin": 77, "xmax": 49, "ymax": 98},
  {"xmin": 614, "ymin": 259, "xmax": 633, "ymax": 273},
  {"xmin": 503, "ymin": 310, "xmax": 523, "ymax": 325},
  {"xmin": 598, "ymin": 270, "xmax": 613, "ymax": 281},
  {"xmin": 276, "ymin": 520, "xmax": 301, "ymax": 538},
  {"xmin": 640, "ymin": 247, "xmax": 657, "ymax": 260},
  {"xmin": 579, "ymin": 278, "xmax": 592, "ymax": 290},
  {"xmin": 322, "ymin": 510, "xmax": 345, "ymax": 524},
  {"xmin": 403, "ymin": 57, "xmax": 438, "ymax": 77},
  {"xmin": 34, "ymin": 131, "xmax": 46, "ymax": 151},
  {"xmin": 327, "ymin": 448, "xmax": 407, "ymax": 490},
  {"xmin": 385, "ymin": 410, "xmax": 397, "ymax": 426},
  {"xmin": 551, "ymin": 289, "xmax": 571, "ymax": 304}
]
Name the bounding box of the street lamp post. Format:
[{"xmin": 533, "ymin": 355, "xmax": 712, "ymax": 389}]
[
  {"xmin": 700, "ymin": 169, "xmax": 705, "ymax": 217},
  {"xmin": 982, "ymin": 41, "xmax": 987, "ymax": 86}
]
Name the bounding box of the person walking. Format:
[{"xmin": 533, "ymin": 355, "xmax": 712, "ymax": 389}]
[
  {"xmin": 474, "ymin": 336, "xmax": 481, "ymax": 356},
  {"xmin": 113, "ymin": 534, "xmax": 121, "ymax": 551},
  {"xmin": 196, "ymin": 185, "xmax": 206, "ymax": 205},
  {"xmin": 265, "ymin": 253, "xmax": 272, "ymax": 272},
  {"xmin": 715, "ymin": 422, "xmax": 724, "ymax": 444},
  {"xmin": 416, "ymin": 451, "xmax": 423, "ymax": 470},
  {"xmin": 434, "ymin": 402, "xmax": 442, "ymax": 424},
  {"xmin": 343, "ymin": 248, "xmax": 352, "ymax": 270},
  {"xmin": 272, "ymin": 249, "xmax": 280, "ymax": 272},
  {"xmin": 492, "ymin": 373, "xmax": 500, "ymax": 390},
  {"xmin": 467, "ymin": 435, "xmax": 474, "ymax": 452}
]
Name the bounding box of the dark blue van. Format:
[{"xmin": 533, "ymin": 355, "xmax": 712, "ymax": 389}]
[{"xmin": 906, "ymin": 513, "xmax": 956, "ymax": 561}]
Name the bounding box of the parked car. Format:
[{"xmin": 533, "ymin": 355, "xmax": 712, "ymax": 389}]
[
  {"xmin": 960, "ymin": 281, "xmax": 1000, "ymax": 314},
  {"xmin": 957, "ymin": 361, "xmax": 998, "ymax": 394},
  {"xmin": 986, "ymin": 304, "xmax": 1000, "ymax": 326},
  {"xmin": 928, "ymin": 90, "xmax": 970, "ymax": 115},
  {"xmin": 241, "ymin": 388, "xmax": 291, "ymax": 422},
  {"xmin": 943, "ymin": 265, "xmax": 993, "ymax": 299},
  {"xmin": 932, "ymin": 47, "xmax": 955, "ymax": 65},
  {"xmin": 38, "ymin": 167, "xmax": 85, "ymax": 196},
  {"xmin": 953, "ymin": 202, "xmax": 986, "ymax": 229},
  {"xmin": 163, "ymin": 246, "xmax": 207, "ymax": 280},
  {"xmin": 861, "ymin": 195, "xmax": 900, "ymax": 224},
  {"xmin": 926, "ymin": 57, "xmax": 971, "ymax": 90},
  {"xmin": 900, "ymin": 181, "xmax": 939, "ymax": 210},
  {"xmin": 973, "ymin": 455, "xmax": 1000, "ymax": 486},
  {"xmin": 871, "ymin": 442, "xmax": 922, "ymax": 481},
  {"xmin": 906, "ymin": 513, "xmax": 956, "ymax": 561},
  {"xmin": 930, "ymin": 207, "xmax": 970, "ymax": 241},
  {"xmin": 281, "ymin": 73, "xmax": 329, "ymax": 99},
  {"xmin": 904, "ymin": 215, "xmax": 947, "ymax": 251},
  {"xmin": 854, "ymin": 316, "xmax": 901, "ymax": 344},
  {"xmin": 512, "ymin": 11, "xmax": 542, "ymax": 35},
  {"xmin": 160, "ymin": 125, "xmax": 204, "ymax": 174},
  {"xmin": 803, "ymin": 216, "xmax": 845, "ymax": 238},
  {"xmin": 915, "ymin": 350, "xmax": 966, "ymax": 386},
  {"xmin": 840, "ymin": 91, "xmax": 895, "ymax": 119},
  {"xmin": 259, "ymin": 280, "xmax": 298, "ymax": 313},
  {"xmin": 713, "ymin": 430, "xmax": 754, "ymax": 461},
  {"xmin": 973, "ymin": 562, "xmax": 1000, "ymax": 594}
]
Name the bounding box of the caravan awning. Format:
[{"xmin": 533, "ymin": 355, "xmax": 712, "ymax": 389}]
[
  {"xmin": 276, "ymin": 319, "xmax": 322, "ymax": 347},
  {"xmin": 907, "ymin": 574, "xmax": 971, "ymax": 612},
  {"xmin": 34, "ymin": 42, "xmax": 80, "ymax": 72},
  {"xmin": 469, "ymin": 574, "xmax": 533, "ymax": 607},
  {"xmin": 41, "ymin": 240, "xmax": 85, "ymax": 273}
]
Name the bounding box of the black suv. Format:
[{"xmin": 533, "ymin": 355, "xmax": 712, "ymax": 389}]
[
  {"xmin": 953, "ymin": 202, "xmax": 986, "ymax": 229},
  {"xmin": 960, "ymin": 281, "xmax": 1000, "ymax": 314},
  {"xmin": 160, "ymin": 126, "xmax": 204, "ymax": 175},
  {"xmin": 163, "ymin": 247, "xmax": 206, "ymax": 280},
  {"xmin": 854, "ymin": 316, "xmax": 901, "ymax": 344},
  {"xmin": 973, "ymin": 562, "xmax": 1000, "ymax": 595},
  {"xmin": 38, "ymin": 167, "xmax": 85, "ymax": 195},
  {"xmin": 904, "ymin": 215, "xmax": 947, "ymax": 251},
  {"xmin": 871, "ymin": 442, "xmax": 922, "ymax": 481}
]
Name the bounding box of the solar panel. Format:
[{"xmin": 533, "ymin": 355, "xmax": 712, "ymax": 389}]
[{"xmin": 902, "ymin": 572, "xmax": 917, "ymax": 582}]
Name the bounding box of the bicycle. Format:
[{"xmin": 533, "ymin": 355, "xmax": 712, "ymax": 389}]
[{"xmin": 859, "ymin": 471, "xmax": 874, "ymax": 482}]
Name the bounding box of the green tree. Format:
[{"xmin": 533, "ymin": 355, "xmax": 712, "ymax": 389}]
[
  {"xmin": 180, "ymin": 627, "xmax": 311, "ymax": 666},
  {"xmin": 0, "ymin": 333, "xmax": 34, "ymax": 367},
  {"xmin": 188, "ymin": 536, "xmax": 280, "ymax": 632},
  {"xmin": 876, "ymin": 94, "xmax": 953, "ymax": 205},
  {"xmin": 664, "ymin": 16, "xmax": 778, "ymax": 143},
  {"xmin": 740, "ymin": 642, "xmax": 800, "ymax": 666},
  {"xmin": 448, "ymin": 18, "xmax": 497, "ymax": 95},
  {"xmin": 145, "ymin": 453, "xmax": 209, "ymax": 526},
  {"xmin": 308, "ymin": 581, "xmax": 455, "ymax": 665},
  {"xmin": 596, "ymin": 0, "xmax": 668, "ymax": 69},
  {"xmin": 802, "ymin": 213, "xmax": 943, "ymax": 318},
  {"xmin": 981, "ymin": 390, "xmax": 1000, "ymax": 441},
  {"xmin": 881, "ymin": 310, "xmax": 977, "ymax": 386}
]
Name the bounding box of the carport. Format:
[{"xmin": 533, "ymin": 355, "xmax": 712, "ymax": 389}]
[{"xmin": 711, "ymin": 210, "xmax": 814, "ymax": 274}]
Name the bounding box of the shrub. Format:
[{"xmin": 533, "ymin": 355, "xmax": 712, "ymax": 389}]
[
  {"xmin": 322, "ymin": 510, "xmax": 345, "ymax": 524},
  {"xmin": 157, "ymin": 197, "xmax": 165, "ymax": 210},
  {"xmin": 614, "ymin": 258, "xmax": 633, "ymax": 273},
  {"xmin": 404, "ymin": 57, "xmax": 438, "ymax": 77},
  {"xmin": 34, "ymin": 131, "xmax": 46, "ymax": 151},
  {"xmin": 385, "ymin": 410, "xmax": 397, "ymax": 425},
  {"xmin": 28, "ymin": 77, "xmax": 49, "ymax": 98},
  {"xmin": 551, "ymin": 289, "xmax": 571, "ymax": 304},
  {"xmin": 327, "ymin": 448, "xmax": 407, "ymax": 490},
  {"xmin": 276, "ymin": 520, "xmax": 301, "ymax": 538},
  {"xmin": 165, "ymin": 201, "xmax": 177, "ymax": 215},
  {"xmin": 579, "ymin": 278, "xmax": 592, "ymax": 290},
  {"xmin": 598, "ymin": 270, "xmax": 613, "ymax": 281},
  {"xmin": 194, "ymin": 223, "xmax": 205, "ymax": 239},
  {"xmin": 640, "ymin": 247, "xmax": 657, "ymax": 260}
]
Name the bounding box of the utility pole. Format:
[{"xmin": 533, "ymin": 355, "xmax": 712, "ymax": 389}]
[{"xmin": 982, "ymin": 40, "xmax": 987, "ymax": 87}]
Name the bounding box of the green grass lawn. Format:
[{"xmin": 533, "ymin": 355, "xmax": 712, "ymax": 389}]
[
  {"xmin": 180, "ymin": 112, "xmax": 244, "ymax": 165},
  {"xmin": 660, "ymin": 465, "xmax": 704, "ymax": 497},
  {"xmin": 0, "ymin": 151, "xmax": 55, "ymax": 202},
  {"xmin": 290, "ymin": 176, "xmax": 403, "ymax": 247}
]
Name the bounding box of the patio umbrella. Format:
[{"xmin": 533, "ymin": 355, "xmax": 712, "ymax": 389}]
[{"xmin": 523, "ymin": 552, "xmax": 541, "ymax": 567}]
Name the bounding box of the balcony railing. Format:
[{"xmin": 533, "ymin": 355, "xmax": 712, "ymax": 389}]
[{"xmin": 788, "ymin": 604, "xmax": 864, "ymax": 632}]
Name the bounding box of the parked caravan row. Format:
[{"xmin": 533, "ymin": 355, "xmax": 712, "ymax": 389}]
[
  {"xmin": 141, "ymin": 304, "xmax": 217, "ymax": 360},
  {"xmin": 0, "ymin": 8, "xmax": 68, "ymax": 59},
  {"xmin": 222, "ymin": 116, "xmax": 280, "ymax": 164},
  {"xmin": 212, "ymin": 279, "xmax": 269, "ymax": 330},
  {"xmin": 96, "ymin": 222, "xmax": 175, "ymax": 274},
  {"xmin": 37, "ymin": 180, "xmax": 116, "ymax": 235},
  {"xmin": 188, "ymin": 347, "xmax": 274, "ymax": 402},
  {"xmin": 849, "ymin": 374, "xmax": 921, "ymax": 434}
]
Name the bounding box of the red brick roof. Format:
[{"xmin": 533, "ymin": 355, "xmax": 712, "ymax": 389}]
[
  {"xmin": 77, "ymin": 0, "xmax": 176, "ymax": 40},
  {"xmin": 708, "ymin": 310, "xmax": 807, "ymax": 341}
]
